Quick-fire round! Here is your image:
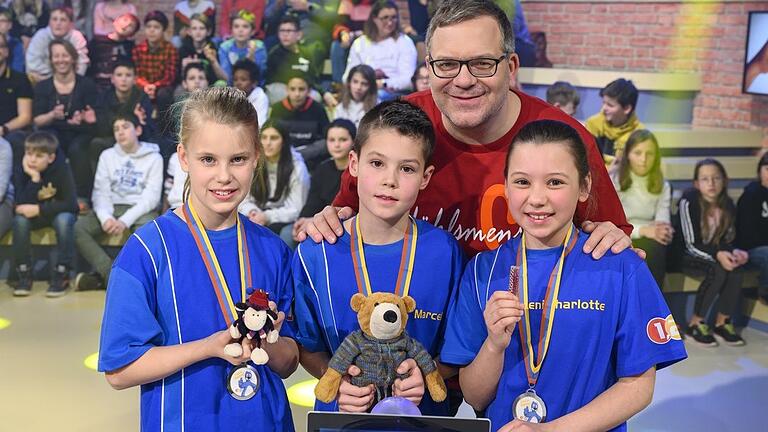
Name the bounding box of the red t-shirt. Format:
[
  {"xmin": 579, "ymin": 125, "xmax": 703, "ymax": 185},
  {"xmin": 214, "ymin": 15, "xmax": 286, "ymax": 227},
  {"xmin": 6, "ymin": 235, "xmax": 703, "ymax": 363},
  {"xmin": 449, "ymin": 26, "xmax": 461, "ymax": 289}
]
[{"xmin": 334, "ymin": 90, "xmax": 631, "ymax": 256}]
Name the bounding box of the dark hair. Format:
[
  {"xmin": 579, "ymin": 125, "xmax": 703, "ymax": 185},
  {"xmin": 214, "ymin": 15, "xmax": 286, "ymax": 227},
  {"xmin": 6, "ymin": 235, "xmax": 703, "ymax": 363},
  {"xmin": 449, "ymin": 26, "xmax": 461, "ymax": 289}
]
[
  {"xmin": 48, "ymin": 39, "xmax": 78, "ymax": 71},
  {"xmin": 757, "ymin": 152, "xmax": 768, "ymax": 177},
  {"xmin": 278, "ymin": 14, "xmax": 301, "ymax": 31},
  {"xmin": 116, "ymin": 12, "xmax": 140, "ymax": 34},
  {"xmin": 364, "ymin": 1, "xmax": 400, "ymax": 41},
  {"xmin": 112, "ymin": 112, "xmax": 140, "ymax": 127},
  {"xmin": 504, "ymin": 120, "xmax": 593, "ymax": 214},
  {"xmin": 0, "ymin": 6, "xmax": 12, "ymax": 20},
  {"xmin": 51, "ymin": 6, "xmax": 74, "ymax": 22},
  {"xmin": 25, "ymin": 131, "xmax": 59, "ymax": 154},
  {"xmin": 327, "ymin": 118, "xmax": 357, "ymax": 141},
  {"xmin": 355, "ymin": 100, "xmax": 435, "ymax": 165},
  {"xmin": 546, "ymin": 81, "xmax": 580, "ymax": 109},
  {"xmin": 144, "ymin": 10, "xmax": 169, "ymax": 30},
  {"xmin": 233, "ymin": 58, "xmax": 260, "ymax": 83},
  {"xmin": 426, "ymin": 0, "xmax": 514, "ymax": 54},
  {"xmin": 285, "ymin": 69, "xmax": 311, "ymax": 87},
  {"xmin": 600, "ymin": 78, "xmax": 639, "ymax": 114},
  {"xmin": 617, "ymin": 129, "xmax": 663, "ymax": 194},
  {"xmin": 341, "ymin": 64, "xmax": 377, "ymax": 112},
  {"xmin": 183, "ymin": 62, "xmax": 207, "ymax": 81},
  {"xmin": 252, "ymin": 120, "xmax": 294, "ymax": 206},
  {"xmin": 693, "ymin": 158, "xmax": 733, "ymax": 245},
  {"xmin": 112, "ymin": 58, "xmax": 136, "ymax": 73}
]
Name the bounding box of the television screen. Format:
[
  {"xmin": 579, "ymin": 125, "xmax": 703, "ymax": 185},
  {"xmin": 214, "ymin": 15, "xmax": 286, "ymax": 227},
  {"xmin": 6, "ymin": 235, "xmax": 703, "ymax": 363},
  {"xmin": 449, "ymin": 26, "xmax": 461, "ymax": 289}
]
[{"xmin": 744, "ymin": 11, "xmax": 768, "ymax": 95}]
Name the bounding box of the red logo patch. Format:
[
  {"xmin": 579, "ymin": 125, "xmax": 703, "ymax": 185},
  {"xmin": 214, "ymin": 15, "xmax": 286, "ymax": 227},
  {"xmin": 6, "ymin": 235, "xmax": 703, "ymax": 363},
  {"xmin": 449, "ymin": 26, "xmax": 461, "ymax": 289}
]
[{"xmin": 646, "ymin": 314, "xmax": 681, "ymax": 344}]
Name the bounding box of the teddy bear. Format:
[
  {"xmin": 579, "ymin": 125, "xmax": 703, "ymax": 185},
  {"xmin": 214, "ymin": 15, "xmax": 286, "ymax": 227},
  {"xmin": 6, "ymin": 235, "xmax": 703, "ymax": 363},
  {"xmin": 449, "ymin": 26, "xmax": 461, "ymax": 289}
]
[
  {"xmin": 223, "ymin": 289, "xmax": 279, "ymax": 365},
  {"xmin": 314, "ymin": 292, "xmax": 447, "ymax": 406}
]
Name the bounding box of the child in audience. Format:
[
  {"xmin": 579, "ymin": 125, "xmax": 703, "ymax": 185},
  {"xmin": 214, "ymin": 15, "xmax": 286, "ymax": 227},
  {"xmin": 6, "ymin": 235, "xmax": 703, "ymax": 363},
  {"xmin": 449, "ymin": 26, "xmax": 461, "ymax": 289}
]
[
  {"xmin": 172, "ymin": 0, "xmax": 215, "ymax": 44},
  {"xmin": 264, "ymin": 13, "xmax": 323, "ymax": 103},
  {"xmin": 612, "ymin": 129, "xmax": 672, "ymax": 289},
  {"xmin": 239, "ymin": 119, "xmax": 309, "ymax": 242},
  {"xmin": 98, "ymin": 87, "xmax": 299, "ymax": 431},
  {"xmin": 74, "ymin": 113, "xmax": 162, "ymax": 291},
  {"xmin": 26, "ymin": 6, "xmax": 89, "ymax": 83},
  {"xmin": 232, "ymin": 58, "xmax": 269, "ymax": 125},
  {"xmin": 343, "ymin": 1, "xmax": 417, "ymax": 100},
  {"xmin": 269, "ymin": 72, "xmax": 329, "ymax": 167},
  {"xmin": 586, "ymin": 78, "xmax": 644, "ymax": 164},
  {"xmin": 546, "ymin": 80, "xmax": 580, "ymax": 117},
  {"xmin": 88, "ymin": 12, "xmax": 139, "ymax": 89},
  {"xmin": 93, "ymin": 0, "xmax": 137, "ymax": 37},
  {"xmin": 92, "ymin": 60, "xmax": 155, "ymax": 166},
  {"xmin": 161, "ymin": 63, "xmax": 209, "ymax": 159},
  {"xmin": 0, "ymin": 6, "xmax": 25, "ymax": 72},
  {"xmin": 219, "ymin": 0, "xmax": 266, "ymax": 40},
  {"xmin": 410, "ymin": 63, "xmax": 429, "ymax": 94},
  {"xmin": 291, "ymin": 100, "xmax": 463, "ymax": 414},
  {"xmin": 678, "ymin": 159, "xmax": 749, "ymax": 346},
  {"xmin": 442, "ymin": 120, "xmax": 686, "ymax": 430},
  {"xmin": 736, "ymin": 152, "xmax": 768, "ymax": 304},
  {"xmin": 12, "ymin": 131, "xmax": 78, "ymax": 297},
  {"xmin": 10, "ymin": 0, "xmax": 50, "ymax": 46},
  {"xmin": 288, "ymin": 119, "xmax": 356, "ymax": 249},
  {"xmin": 218, "ymin": 9, "xmax": 266, "ymax": 84},
  {"xmin": 330, "ymin": 0, "xmax": 373, "ymax": 83},
  {"xmin": 164, "ymin": 150, "xmax": 185, "ymax": 210},
  {"xmin": 178, "ymin": 13, "xmax": 226, "ymax": 84},
  {"xmin": 132, "ymin": 10, "xmax": 178, "ymax": 115},
  {"xmin": 334, "ymin": 64, "xmax": 377, "ymax": 127}
]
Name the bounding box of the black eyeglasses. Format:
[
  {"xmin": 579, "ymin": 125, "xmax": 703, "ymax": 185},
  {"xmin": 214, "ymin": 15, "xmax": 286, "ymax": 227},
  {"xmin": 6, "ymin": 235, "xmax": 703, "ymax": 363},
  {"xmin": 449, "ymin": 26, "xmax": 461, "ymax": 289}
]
[{"xmin": 428, "ymin": 54, "xmax": 508, "ymax": 79}]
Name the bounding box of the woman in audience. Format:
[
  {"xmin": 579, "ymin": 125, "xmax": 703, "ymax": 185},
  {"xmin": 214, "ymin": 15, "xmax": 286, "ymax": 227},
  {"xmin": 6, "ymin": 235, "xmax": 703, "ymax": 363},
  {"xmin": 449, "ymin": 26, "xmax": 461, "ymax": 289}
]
[
  {"xmin": 333, "ymin": 64, "xmax": 376, "ymax": 127},
  {"xmin": 32, "ymin": 39, "xmax": 98, "ymax": 208},
  {"xmin": 342, "ymin": 0, "xmax": 417, "ymax": 101},
  {"xmin": 178, "ymin": 13, "xmax": 226, "ymax": 84},
  {"xmin": 239, "ymin": 120, "xmax": 309, "ymax": 243},
  {"xmin": 612, "ymin": 129, "xmax": 672, "ymax": 290},
  {"xmin": 678, "ymin": 159, "xmax": 749, "ymax": 347},
  {"xmin": 736, "ymin": 152, "xmax": 768, "ymax": 304}
]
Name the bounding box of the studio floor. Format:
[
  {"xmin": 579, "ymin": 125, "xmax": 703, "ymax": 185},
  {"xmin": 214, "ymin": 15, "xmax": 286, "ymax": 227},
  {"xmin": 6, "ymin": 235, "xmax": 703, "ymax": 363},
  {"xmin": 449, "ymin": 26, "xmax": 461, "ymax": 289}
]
[{"xmin": 0, "ymin": 284, "xmax": 765, "ymax": 432}]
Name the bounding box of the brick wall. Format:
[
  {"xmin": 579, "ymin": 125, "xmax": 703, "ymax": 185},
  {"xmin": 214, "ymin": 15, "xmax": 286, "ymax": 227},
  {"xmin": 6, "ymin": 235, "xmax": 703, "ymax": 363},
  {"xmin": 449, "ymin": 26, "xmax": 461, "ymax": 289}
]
[{"xmin": 523, "ymin": 1, "xmax": 768, "ymax": 144}]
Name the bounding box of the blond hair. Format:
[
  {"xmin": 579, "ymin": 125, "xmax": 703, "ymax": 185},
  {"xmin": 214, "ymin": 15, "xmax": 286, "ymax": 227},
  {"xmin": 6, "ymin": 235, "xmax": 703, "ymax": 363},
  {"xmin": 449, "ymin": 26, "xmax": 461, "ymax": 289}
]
[{"xmin": 176, "ymin": 87, "xmax": 263, "ymax": 202}]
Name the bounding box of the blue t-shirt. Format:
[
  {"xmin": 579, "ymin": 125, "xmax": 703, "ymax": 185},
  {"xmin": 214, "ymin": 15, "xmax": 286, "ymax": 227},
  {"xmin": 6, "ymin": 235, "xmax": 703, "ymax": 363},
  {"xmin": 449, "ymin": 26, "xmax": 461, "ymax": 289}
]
[
  {"xmin": 291, "ymin": 220, "xmax": 464, "ymax": 414},
  {"xmin": 441, "ymin": 231, "xmax": 687, "ymax": 431},
  {"xmin": 99, "ymin": 210, "xmax": 295, "ymax": 432},
  {"xmin": 218, "ymin": 38, "xmax": 267, "ymax": 84}
]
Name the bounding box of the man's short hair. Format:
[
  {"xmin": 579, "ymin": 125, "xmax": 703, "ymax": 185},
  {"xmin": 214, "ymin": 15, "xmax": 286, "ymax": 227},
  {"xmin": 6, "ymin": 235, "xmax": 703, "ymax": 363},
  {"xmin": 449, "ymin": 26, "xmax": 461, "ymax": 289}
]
[
  {"xmin": 112, "ymin": 58, "xmax": 136, "ymax": 73},
  {"xmin": 355, "ymin": 100, "xmax": 436, "ymax": 165},
  {"xmin": 546, "ymin": 81, "xmax": 580, "ymax": 108},
  {"xmin": 426, "ymin": 0, "xmax": 513, "ymax": 55},
  {"xmin": 144, "ymin": 10, "xmax": 169, "ymax": 31},
  {"xmin": 25, "ymin": 131, "xmax": 59, "ymax": 155},
  {"xmin": 51, "ymin": 6, "xmax": 74, "ymax": 22},
  {"xmin": 279, "ymin": 14, "xmax": 301, "ymax": 31},
  {"xmin": 600, "ymin": 78, "xmax": 639, "ymax": 113},
  {"xmin": 113, "ymin": 112, "xmax": 141, "ymax": 128}
]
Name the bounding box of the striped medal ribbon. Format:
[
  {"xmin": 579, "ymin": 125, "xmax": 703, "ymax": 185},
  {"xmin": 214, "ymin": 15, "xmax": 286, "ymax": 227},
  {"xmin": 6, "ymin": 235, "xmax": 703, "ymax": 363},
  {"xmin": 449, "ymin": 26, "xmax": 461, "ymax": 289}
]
[{"xmin": 350, "ymin": 216, "xmax": 418, "ymax": 297}]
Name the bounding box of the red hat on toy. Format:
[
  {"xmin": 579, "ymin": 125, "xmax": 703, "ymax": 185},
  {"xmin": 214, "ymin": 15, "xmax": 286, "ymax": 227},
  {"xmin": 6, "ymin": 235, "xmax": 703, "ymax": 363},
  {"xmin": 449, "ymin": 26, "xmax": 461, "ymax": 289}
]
[{"xmin": 248, "ymin": 290, "xmax": 270, "ymax": 309}]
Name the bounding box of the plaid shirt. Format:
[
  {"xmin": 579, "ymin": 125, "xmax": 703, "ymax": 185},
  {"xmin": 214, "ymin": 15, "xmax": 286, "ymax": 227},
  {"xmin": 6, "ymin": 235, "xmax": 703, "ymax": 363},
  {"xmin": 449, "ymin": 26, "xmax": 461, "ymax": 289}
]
[{"xmin": 132, "ymin": 39, "xmax": 179, "ymax": 88}]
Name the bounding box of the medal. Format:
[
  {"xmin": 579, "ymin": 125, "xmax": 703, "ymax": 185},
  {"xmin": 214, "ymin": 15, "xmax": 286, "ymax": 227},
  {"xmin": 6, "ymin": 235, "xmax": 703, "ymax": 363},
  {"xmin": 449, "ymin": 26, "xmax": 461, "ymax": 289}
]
[
  {"xmin": 184, "ymin": 203, "xmax": 257, "ymax": 399},
  {"xmin": 227, "ymin": 363, "xmax": 260, "ymax": 400},
  {"xmin": 350, "ymin": 216, "xmax": 418, "ymax": 297},
  {"xmin": 513, "ymin": 389, "xmax": 547, "ymax": 423},
  {"xmin": 513, "ymin": 225, "xmax": 578, "ymax": 422}
]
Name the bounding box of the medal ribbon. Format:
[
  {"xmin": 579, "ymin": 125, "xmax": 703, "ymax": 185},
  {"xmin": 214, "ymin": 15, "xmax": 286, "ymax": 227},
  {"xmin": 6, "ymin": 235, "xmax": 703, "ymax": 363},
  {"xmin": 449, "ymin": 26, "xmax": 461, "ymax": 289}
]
[
  {"xmin": 183, "ymin": 202, "xmax": 252, "ymax": 326},
  {"xmin": 516, "ymin": 224, "xmax": 578, "ymax": 386},
  {"xmin": 350, "ymin": 216, "xmax": 418, "ymax": 297}
]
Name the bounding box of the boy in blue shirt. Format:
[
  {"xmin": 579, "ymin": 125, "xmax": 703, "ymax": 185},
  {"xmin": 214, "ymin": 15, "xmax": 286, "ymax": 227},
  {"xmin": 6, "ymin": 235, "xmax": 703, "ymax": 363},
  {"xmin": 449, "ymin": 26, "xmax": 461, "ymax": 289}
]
[{"xmin": 291, "ymin": 100, "xmax": 464, "ymax": 415}]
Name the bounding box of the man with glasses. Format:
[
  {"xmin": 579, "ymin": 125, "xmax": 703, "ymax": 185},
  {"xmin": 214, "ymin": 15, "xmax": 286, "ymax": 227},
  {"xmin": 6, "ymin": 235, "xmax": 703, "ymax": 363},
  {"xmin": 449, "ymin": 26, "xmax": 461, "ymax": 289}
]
[
  {"xmin": 303, "ymin": 0, "xmax": 633, "ymax": 260},
  {"xmin": 0, "ymin": 32, "xmax": 33, "ymax": 164}
]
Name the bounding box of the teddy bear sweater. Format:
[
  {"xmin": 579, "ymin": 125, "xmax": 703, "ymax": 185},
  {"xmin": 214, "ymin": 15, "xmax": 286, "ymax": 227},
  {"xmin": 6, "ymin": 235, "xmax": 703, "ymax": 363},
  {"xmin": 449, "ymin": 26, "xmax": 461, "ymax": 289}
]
[{"xmin": 328, "ymin": 329, "xmax": 437, "ymax": 390}]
